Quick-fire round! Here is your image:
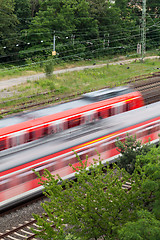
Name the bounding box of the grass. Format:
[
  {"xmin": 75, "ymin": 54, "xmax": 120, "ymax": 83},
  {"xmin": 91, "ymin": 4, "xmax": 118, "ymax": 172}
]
[
  {"xmin": 0, "ymin": 49, "xmax": 158, "ymax": 80},
  {"xmin": 0, "ymin": 57, "xmax": 160, "ymax": 114}
]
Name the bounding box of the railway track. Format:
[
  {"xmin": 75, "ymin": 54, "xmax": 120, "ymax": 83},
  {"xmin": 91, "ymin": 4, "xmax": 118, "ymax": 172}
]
[
  {"xmin": 0, "ymin": 218, "xmax": 39, "ymax": 240},
  {"xmin": 131, "ymin": 74, "xmax": 160, "ymax": 104},
  {"xmin": 0, "ymin": 72, "xmax": 160, "ymax": 117}
]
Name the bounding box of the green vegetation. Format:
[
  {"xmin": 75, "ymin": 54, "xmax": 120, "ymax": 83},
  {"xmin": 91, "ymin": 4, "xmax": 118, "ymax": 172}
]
[
  {"xmin": 44, "ymin": 61, "xmax": 54, "ymax": 78},
  {"xmin": 0, "ymin": 58, "xmax": 160, "ymax": 115},
  {"xmin": 32, "ymin": 137, "xmax": 160, "ymax": 239},
  {"xmin": 118, "ymin": 210, "xmax": 160, "ymax": 240},
  {"xmin": 1, "ymin": 0, "xmax": 160, "ymax": 74},
  {"xmin": 116, "ymin": 134, "xmax": 152, "ymax": 174}
]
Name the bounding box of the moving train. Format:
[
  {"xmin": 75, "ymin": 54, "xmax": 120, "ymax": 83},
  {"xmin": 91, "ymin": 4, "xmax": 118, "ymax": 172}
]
[
  {"xmin": 0, "ymin": 101, "xmax": 159, "ymax": 211},
  {"xmin": 0, "ymin": 86, "xmax": 144, "ymax": 152}
]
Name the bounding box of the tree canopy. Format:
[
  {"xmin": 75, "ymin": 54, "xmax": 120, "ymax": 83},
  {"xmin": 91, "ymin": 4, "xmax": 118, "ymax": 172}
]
[
  {"xmin": 32, "ymin": 137, "xmax": 160, "ymax": 239},
  {"xmin": 118, "ymin": 210, "xmax": 160, "ymax": 240},
  {"xmin": 1, "ymin": 0, "xmax": 160, "ymax": 66},
  {"xmin": 0, "ymin": 0, "xmax": 18, "ymax": 57}
]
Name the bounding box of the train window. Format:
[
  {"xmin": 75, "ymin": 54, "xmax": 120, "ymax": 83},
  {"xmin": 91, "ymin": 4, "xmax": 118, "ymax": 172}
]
[
  {"xmin": 28, "ymin": 132, "xmax": 33, "ymax": 142},
  {"xmin": 79, "ymin": 153, "xmax": 88, "ymax": 161},
  {"xmin": 143, "ymin": 130, "xmax": 148, "ymax": 136},
  {"xmin": 28, "ymin": 172, "xmax": 36, "ymax": 181},
  {"xmin": 108, "ymin": 108, "xmax": 112, "ymax": 117},
  {"xmin": 130, "ymin": 130, "xmax": 136, "ymax": 137},
  {"xmin": 147, "ymin": 128, "xmax": 152, "ymax": 135},
  {"xmin": 54, "ymin": 123, "xmax": 63, "ymax": 133},
  {"xmin": 19, "ymin": 172, "xmax": 26, "ymax": 183},
  {"xmin": 68, "ymin": 117, "xmax": 81, "ymax": 129},
  {"xmin": 80, "ymin": 116, "xmax": 85, "ymax": 124},
  {"xmin": 137, "ymin": 129, "xmax": 147, "ymax": 138},
  {"xmin": 78, "ymin": 148, "xmax": 96, "ymax": 161},
  {"xmin": 108, "ymin": 140, "xmax": 115, "ymax": 150},
  {"xmin": 17, "ymin": 136, "xmax": 21, "ymax": 145},
  {"xmin": 102, "ymin": 142, "xmax": 109, "ymax": 152},
  {"xmin": 126, "ymin": 103, "xmax": 130, "ymax": 111},
  {"xmin": 25, "ymin": 133, "xmax": 29, "ymax": 143},
  {"xmin": 70, "ymin": 156, "xmax": 77, "ymax": 165},
  {"xmin": 46, "ymin": 163, "xmax": 56, "ymax": 173},
  {"xmin": 0, "ymin": 178, "xmax": 10, "ymax": 191},
  {"xmin": 123, "ymin": 103, "xmax": 130, "ymax": 112},
  {"xmin": 8, "ymin": 138, "xmax": 12, "ymax": 148},
  {"xmin": 19, "ymin": 171, "xmax": 35, "ymax": 183},
  {"xmin": 63, "ymin": 155, "xmax": 77, "ymax": 166},
  {"xmin": 98, "ymin": 109, "xmax": 108, "ymax": 119},
  {"xmin": 50, "ymin": 126, "xmax": 56, "ymax": 135},
  {"xmin": 136, "ymin": 131, "xmax": 142, "ymax": 139},
  {"xmin": 19, "ymin": 133, "xmax": 25, "ymax": 145},
  {"xmin": 85, "ymin": 115, "xmax": 90, "ymax": 123},
  {"xmin": 33, "ymin": 129, "xmax": 41, "ymax": 139},
  {"xmin": 142, "ymin": 130, "xmax": 147, "ymax": 137},
  {"xmin": 39, "ymin": 161, "xmax": 57, "ymax": 173},
  {"xmin": 35, "ymin": 165, "xmax": 44, "ymax": 176},
  {"xmin": 151, "ymin": 125, "xmax": 160, "ymax": 133},
  {"xmin": 48, "ymin": 126, "xmax": 54, "ymax": 135},
  {"xmin": 13, "ymin": 137, "xmax": 18, "ymax": 147},
  {"xmin": 108, "ymin": 107, "xmax": 115, "ymax": 116},
  {"xmin": 88, "ymin": 148, "xmax": 95, "ymax": 157},
  {"xmin": 28, "ymin": 131, "xmax": 36, "ymax": 142},
  {"xmin": 0, "ymin": 139, "xmax": 6, "ymax": 151},
  {"xmin": 42, "ymin": 127, "xmax": 49, "ymax": 136}
]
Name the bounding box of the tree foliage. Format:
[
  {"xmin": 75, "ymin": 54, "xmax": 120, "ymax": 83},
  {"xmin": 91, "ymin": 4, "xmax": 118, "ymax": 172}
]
[
  {"xmin": 31, "ymin": 136, "xmax": 160, "ymax": 239},
  {"xmin": 32, "ymin": 149, "xmax": 159, "ymax": 240},
  {"xmin": 118, "ymin": 210, "xmax": 160, "ymax": 240},
  {"xmin": 136, "ymin": 146, "xmax": 160, "ymax": 220},
  {"xmin": 0, "ymin": 0, "xmax": 18, "ymax": 57},
  {"xmin": 1, "ymin": 0, "xmax": 160, "ymax": 65},
  {"xmin": 116, "ymin": 135, "xmax": 151, "ymax": 174},
  {"xmin": 14, "ymin": 0, "xmax": 31, "ymax": 30},
  {"xmin": 21, "ymin": 0, "xmax": 98, "ymax": 61}
]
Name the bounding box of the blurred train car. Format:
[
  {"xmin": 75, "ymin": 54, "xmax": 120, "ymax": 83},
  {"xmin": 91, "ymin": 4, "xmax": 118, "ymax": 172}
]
[
  {"xmin": 0, "ymin": 86, "xmax": 144, "ymax": 151},
  {"xmin": 0, "ymin": 101, "xmax": 159, "ymax": 211}
]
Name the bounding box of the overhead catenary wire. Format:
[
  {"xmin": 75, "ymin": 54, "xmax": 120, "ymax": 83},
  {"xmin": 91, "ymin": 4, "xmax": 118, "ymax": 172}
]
[
  {"xmin": 1, "ymin": 25, "xmax": 159, "ymax": 60},
  {"xmin": 1, "ymin": 40, "xmax": 158, "ymax": 72},
  {"xmin": 0, "ymin": 31, "xmax": 159, "ymax": 67}
]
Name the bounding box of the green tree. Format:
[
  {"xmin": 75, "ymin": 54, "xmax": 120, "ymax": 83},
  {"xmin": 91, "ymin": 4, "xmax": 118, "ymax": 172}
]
[
  {"xmin": 30, "ymin": 0, "xmax": 40, "ymax": 17},
  {"xmin": 14, "ymin": 0, "xmax": 32, "ymax": 30},
  {"xmin": 118, "ymin": 145, "xmax": 160, "ymax": 239},
  {"xmin": 33, "ymin": 156, "xmax": 148, "ymax": 240},
  {"xmin": 44, "ymin": 60, "xmax": 54, "ymax": 77},
  {"xmin": 116, "ymin": 135, "xmax": 151, "ymax": 174},
  {"xmin": 23, "ymin": 0, "xmax": 98, "ymax": 61},
  {"xmin": 136, "ymin": 146, "xmax": 160, "ymax": 220},
  {"xmin": 118, "ymin": 210, "xmax": 160, "ymax": 240},
  {"xmin": 0, "ymin": 0, "xmax": 18, "ymax": 58}
]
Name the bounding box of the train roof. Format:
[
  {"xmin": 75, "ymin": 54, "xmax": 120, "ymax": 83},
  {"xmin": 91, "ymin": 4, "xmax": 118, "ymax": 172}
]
[
  {"xmin": 0, "ymin": 98, "xmax": 88, "ymax": 128},
  {"xmin": 0, "ymin": 101, "xmax": 160, "ymax": 174},
  {"xmin": 82, "ymin": 86, "xmax": 133, "ymax": 101},
  {"xmin": 0, "ymin": 86, "xmax": 135, "ymax": 129}
]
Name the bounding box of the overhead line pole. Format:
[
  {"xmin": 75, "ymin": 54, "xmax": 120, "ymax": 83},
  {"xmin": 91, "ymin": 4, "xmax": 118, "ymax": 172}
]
[
  {"xmin": 141, "ymin": 0, "xmax": 146, "ymax": 62},
  {"xmin": 52, "ymin": 31, "xmax": 56, "ymax": 56}
]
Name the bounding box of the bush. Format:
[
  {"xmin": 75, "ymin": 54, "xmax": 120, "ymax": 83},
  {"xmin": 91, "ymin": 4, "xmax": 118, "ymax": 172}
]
[{"xmin": 44, "ymin": 61, "xmax": 54, "ymax": 77}]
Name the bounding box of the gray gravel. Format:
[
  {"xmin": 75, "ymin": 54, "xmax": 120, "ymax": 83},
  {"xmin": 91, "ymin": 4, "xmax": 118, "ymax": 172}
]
[{"xmin": 0, "ymin": 199, "xmax": 46, "ymax": 233}]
